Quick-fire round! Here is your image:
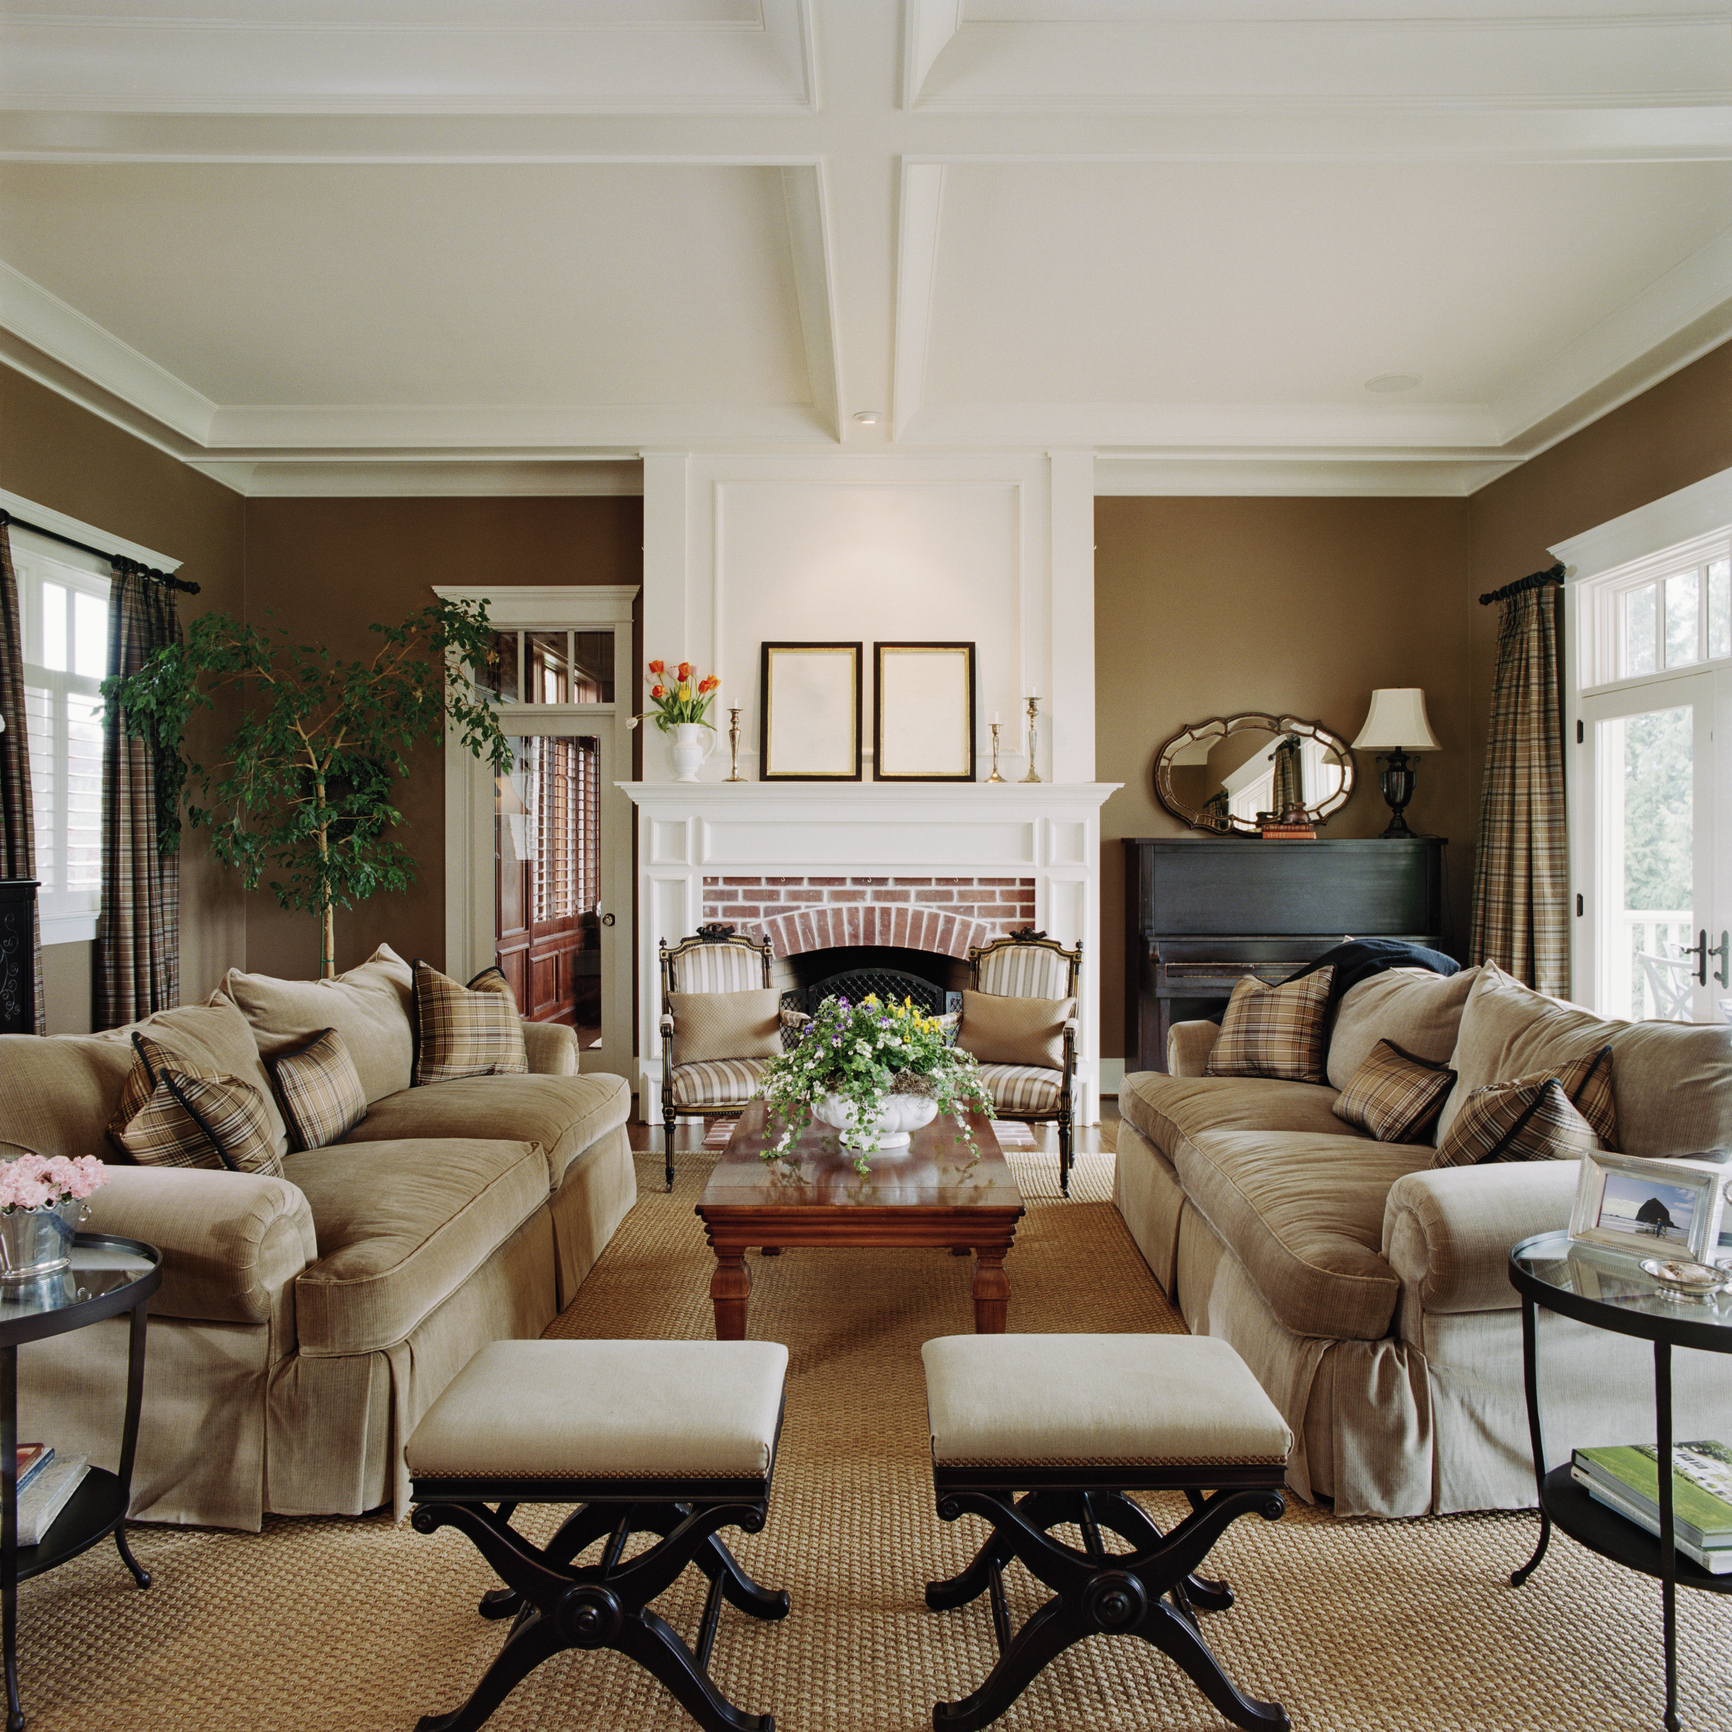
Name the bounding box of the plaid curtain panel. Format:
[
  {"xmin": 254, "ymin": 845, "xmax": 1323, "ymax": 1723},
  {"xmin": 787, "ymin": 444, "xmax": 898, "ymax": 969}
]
[
  {"xmin": 1332, "ymin": 1040, "xmax": 1456, "ymax": 1143},
  {"xmin": 1469, "ymin": 583, "xmax": 1568, "ymax": 998},
  {"xmin": 413, "ymin": 960, "xmax": 529, "ymax": 1085},
  {"xmin": 99, "ymin": 566, "xmax": 182, "ymax": 1029},
  {"xmin": 268, "ymin": 1026, "xmax": 368, "ymax": 1150},
  {"xmin": 0, "ymin": 525, "xmax": 43, "ymax": 1033},
  {"xmin": 1206, "ymin": 967, "xmax": 1335, "ymax": 1086},
  {"xmin": 1432, "ymin": 1075, "xmax": 1596, "ymax": 1168},
  {"xmin": 109, "ymin": 1032, "xmax": 282, "ymax": 1174}
]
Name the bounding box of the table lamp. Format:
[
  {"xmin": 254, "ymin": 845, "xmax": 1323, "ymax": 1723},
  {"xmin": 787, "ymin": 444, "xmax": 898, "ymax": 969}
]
[{"xmin": 1352, "ymin": 688, "xmax": 1440, "ymax": 837}]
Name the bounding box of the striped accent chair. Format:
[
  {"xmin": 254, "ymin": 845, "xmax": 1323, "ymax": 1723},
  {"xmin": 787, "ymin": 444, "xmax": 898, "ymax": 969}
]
[
  {"xmin": 963, "ymin": 931, "xmax": 1083, "ymax": 1196},
  {"xmin": 658, "ymin": 927, "xmax": 775, "ymax": 1191}
]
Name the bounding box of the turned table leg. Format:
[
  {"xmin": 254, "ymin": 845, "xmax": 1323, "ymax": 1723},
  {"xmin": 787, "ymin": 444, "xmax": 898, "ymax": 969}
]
[
  {"xmin": 709, "ymin": 1249, "xmax": 751, "ymax": 1341},
  {"xmin": 972, "ymin": 1248, "xmax": 1010, "ymax": 1334}
]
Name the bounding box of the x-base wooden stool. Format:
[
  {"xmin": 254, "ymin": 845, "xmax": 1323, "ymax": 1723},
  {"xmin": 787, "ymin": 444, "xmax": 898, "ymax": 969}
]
[
  {"xmin": 920, "ymin": 1333, "xmax": 1293, "ymax": 1732},
  {"xmin": 407, "ymin": 1340, "xmax": 791, "ymax": 1732}
]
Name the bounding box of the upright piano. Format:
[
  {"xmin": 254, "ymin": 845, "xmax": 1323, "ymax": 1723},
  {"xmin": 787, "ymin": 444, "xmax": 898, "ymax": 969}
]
[{"xmin": 1122, "ymin": 837, "xmax": 1449, "ymax": 1074}]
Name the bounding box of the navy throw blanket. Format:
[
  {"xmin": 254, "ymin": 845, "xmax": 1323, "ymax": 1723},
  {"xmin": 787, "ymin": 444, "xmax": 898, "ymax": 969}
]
[{"xmin": 1206, "ymin": 938, "xmax": 1459, "ymax": 1026}]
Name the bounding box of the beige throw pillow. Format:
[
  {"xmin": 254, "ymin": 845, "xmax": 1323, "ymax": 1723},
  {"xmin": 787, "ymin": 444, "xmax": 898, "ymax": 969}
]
[
  {"xmin": 220, "ymin": 944, "xmax": 415, "ymax": 1106},
  {"xmin": 413, "ymin": 960, "xmax": 529, "ymax": 1085},
  {"xmin": 1326, "ymin": 966, "xmax": 1480, "ymax": 1090},
  {"xmin": 1206, "ymin": 968, "xmax": 1335, "ymax": 1086},
  {"xmin": 670, "ymin": 990, "xmax": 783, "ymax": 1064},
  {"xmin": 956, "ymin": 992, "xmax": 1075, "ymax": 1070}
]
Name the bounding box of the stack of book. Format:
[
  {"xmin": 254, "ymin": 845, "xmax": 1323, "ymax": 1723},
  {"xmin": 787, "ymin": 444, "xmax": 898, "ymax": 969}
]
[{"xmin": 1572, "ymin": 1440, "xmax": 1732, "ymax": 1573}]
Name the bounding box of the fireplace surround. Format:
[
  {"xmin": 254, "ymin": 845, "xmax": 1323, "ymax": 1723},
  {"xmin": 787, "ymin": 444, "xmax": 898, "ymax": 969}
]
[{"xmin": 622, "ymin": 781, "xmax": 1118, "ymax": 1124}]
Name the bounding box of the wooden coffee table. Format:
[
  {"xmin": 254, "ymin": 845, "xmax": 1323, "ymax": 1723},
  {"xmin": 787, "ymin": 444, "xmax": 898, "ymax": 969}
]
[{"xmin": 695, "ymin": 1100, "xmax": 1026, "ymax": 1340}]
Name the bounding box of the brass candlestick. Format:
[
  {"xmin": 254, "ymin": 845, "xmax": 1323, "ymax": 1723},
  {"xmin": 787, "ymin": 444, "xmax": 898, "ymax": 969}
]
[
  {"xmin": 985, "ymin": 722, "xmax": 1006, "ymax": 783},
  {"xmin": 1020, "ymin": 697, "xmax": 1042, "ymax": 783},
  {"xmin": 725, "ymin": 706, "xmax": 745, "ymax": 781}
]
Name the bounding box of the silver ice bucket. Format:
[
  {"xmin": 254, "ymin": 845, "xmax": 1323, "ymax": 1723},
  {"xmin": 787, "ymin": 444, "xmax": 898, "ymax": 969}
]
[{"xmin": 0, "ymin": 1199, "xmax": 85, "ymax": 1283}]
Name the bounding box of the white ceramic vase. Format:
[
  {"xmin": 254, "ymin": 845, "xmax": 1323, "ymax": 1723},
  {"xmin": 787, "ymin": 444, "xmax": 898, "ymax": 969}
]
[
  {"xmin": 812, "ymin": 1090, "xmax": 938, "ymax": 1152},
  {"xmin": 666, "ymin": 722, "xmax": 716, "ymax": 783}
]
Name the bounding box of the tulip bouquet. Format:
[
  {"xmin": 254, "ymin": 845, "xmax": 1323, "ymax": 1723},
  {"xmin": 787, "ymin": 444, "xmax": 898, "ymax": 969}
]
[{"xmin": 632, "ymin": 659, "xmax": 721, "ymax": 732}]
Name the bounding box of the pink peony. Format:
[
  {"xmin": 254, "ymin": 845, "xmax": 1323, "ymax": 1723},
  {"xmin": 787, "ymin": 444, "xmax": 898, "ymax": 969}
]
[{"xmin": 0, "ymin": 1152, "xmax": 107, "ymax": 1212}]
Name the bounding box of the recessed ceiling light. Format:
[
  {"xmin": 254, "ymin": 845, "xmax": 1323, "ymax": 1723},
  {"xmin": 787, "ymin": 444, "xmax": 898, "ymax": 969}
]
[
  {"xmin": 852, "ymin": 410, "xmax": 882, "ymax": 424},
  {"xmin": 1364, "ymin": 374, "xmax": 1421, "ymax": 394}
]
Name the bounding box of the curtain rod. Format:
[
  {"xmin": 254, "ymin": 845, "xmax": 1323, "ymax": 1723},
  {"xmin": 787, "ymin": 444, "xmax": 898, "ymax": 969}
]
[
  {"xmin": 1479, "ymin": 562, "xmax": 1563, "ymax": 607},
  {"xmin": 0, "ymin": 508, "xmax": 200, "ymax": 595}
]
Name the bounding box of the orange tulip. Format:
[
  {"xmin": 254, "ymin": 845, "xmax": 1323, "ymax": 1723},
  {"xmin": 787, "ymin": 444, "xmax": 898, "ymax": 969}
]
[
  {"xmin": 651, "ymin": 684, "xmax": 666, "ymax": 700},
  {"xmin": 677, "ymin": 661, "xmax": 693, "ymax": 682},
  {"xmin": 699, "ymin": 675, "xmax": 719, "ymax": 693},
  {"xmin": 648, "ymin": 659, "xmax": 666, "ymax": 676}
]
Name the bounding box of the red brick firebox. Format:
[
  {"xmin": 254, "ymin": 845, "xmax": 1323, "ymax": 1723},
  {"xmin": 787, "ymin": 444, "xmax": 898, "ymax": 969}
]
[{"xmin": 699, "ymin": 875, "xmax": 1038, "ymax": 960}]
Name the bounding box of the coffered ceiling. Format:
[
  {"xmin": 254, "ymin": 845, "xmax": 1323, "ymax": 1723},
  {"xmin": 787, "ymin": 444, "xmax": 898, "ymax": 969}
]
[{"xmin": 0, "ymin": 1, "xmax": 1727, "ymax": 495}]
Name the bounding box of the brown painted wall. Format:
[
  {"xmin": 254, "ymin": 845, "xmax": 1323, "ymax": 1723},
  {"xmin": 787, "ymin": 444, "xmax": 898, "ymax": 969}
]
[
  {"xmin": 0, "ymin": 365, "xmax": 248, "ymax": 1021},
  {"xmin": 1094, "ymin": 497, "xmax": 1474, "ymax": 1058},
  {"xmin": 242, "ymin": 496, "xmax": 643, "ymax": 980},
  {"xmin": 1466, "ymin": 344, "xmax": 1732, "ymax": 820}
]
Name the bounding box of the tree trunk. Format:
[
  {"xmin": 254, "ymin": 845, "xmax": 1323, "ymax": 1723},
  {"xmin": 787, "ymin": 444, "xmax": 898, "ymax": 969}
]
[{"xmin": 322, "ymin": 901, "xmax": 335, "ymax": 980}]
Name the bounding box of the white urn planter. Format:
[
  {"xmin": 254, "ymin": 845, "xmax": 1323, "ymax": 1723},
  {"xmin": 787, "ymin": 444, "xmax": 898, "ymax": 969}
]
[
  {"xmin": 665, "ymin": 722, "xmax": 717, "ymax": 783},
  {"xmin": 812, "ymin": 1091, "xmax": 938, "ymax": 1152}
]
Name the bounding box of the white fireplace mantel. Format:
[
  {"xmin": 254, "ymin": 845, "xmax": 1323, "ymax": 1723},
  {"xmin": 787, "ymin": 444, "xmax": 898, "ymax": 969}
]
[{"xmin": 622, "ymin": 780, "xmax": 1120, "ymax": 1123}]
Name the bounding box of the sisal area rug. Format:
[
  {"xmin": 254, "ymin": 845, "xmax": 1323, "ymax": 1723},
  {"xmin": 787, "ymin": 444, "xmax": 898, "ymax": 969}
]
[{"xmin": 19, "ymin": 1146, "xmax": 1732, "ymax": 1732}]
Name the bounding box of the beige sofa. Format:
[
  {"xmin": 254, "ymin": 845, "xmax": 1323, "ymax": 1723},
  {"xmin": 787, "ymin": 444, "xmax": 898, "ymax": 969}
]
[
  {"xmin": 1115, "ymin": 961, "xmax": 1732, "ymax": 1518},
  {"xmin": 0, "ymin": 947, "xmax": 636, "ymax": 1531}
]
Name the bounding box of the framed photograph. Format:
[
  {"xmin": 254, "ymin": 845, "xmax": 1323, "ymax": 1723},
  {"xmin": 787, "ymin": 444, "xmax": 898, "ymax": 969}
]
[
  {"xmin": 1569, "ymin": 1149, "xmax": 1731, "ymax": 1266},
  {"xmin": 873, "ymin": 642, "xmax": 977, "ymax": 782},
  {"xmin": 759, "ymin": 642, "xmax": 862, "ymax": 780}
]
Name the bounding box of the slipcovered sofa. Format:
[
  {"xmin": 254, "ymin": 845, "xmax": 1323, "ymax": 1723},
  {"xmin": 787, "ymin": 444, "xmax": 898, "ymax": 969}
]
[
  {"xmin": 1115, "ymin": 960, "xmax": 1732, "ymax": 1518},
  {"xmin": 0, "ymin": 946, "xmax": 635, "ymax": 1530}
]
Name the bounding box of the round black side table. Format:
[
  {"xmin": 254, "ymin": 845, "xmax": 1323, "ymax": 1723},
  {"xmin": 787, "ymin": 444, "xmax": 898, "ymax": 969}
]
[
  {"xmin": 1509, "ymin": 1229, "xmax": 1732, "ymax": 1732},
  {"xmin": 0, "ymin": 1234, "xmax": 161, "ymax": 1732}
]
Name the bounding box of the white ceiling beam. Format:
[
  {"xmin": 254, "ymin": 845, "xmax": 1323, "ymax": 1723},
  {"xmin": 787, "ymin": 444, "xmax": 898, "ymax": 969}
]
[
  {"xmin": 780, "ymin": 162, "xmax": 842, "ymax": 441},
  {"xmin": 903, "ymin": 0, "xmax": 965, "ymax": 110},
  {"xmin": 892, "ymin": 161, "xmax": 945, "ymax": 441}
]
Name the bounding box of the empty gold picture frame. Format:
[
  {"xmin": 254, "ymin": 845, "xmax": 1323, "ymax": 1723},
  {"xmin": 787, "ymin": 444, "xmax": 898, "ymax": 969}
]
[
  {"xmin": 873, "ymin": 642, "xmax": 977, "ymax": 782},
  {"xmin": 759, "ymin": 642, "xmax": 862, "ymax": 780}
]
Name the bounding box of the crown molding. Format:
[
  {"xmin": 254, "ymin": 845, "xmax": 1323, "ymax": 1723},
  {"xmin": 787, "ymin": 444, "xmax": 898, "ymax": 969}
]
[
  {"xmin": 0, "ymin": 262, "xmax": 216, "ymax": 444},
  {"xmin": 1094, "ymin": 454, "xmax": 1521, "ymax": 498},
  {"xmin": 213, "ymin": 459, "xmax": 645, "ymax": 497}
]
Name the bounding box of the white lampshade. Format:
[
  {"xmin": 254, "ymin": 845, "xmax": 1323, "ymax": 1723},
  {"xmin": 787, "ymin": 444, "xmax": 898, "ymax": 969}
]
[{"xmin": 1352, "ymin": 688, "xmax": 1440, "ymax": 753}]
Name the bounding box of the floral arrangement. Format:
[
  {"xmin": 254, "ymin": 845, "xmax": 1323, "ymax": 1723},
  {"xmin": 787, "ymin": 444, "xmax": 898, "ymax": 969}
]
[
  {"xmin": 631, "ymin": 659, "xmax": 720, "ymax": 733},
  {"xmin": 0, "ymin": 1154, "xmax": 107, "ymax": 1214},
  {"xmin": 759, "ymin": 993, "xmax": 993, "ymax": 1174}
]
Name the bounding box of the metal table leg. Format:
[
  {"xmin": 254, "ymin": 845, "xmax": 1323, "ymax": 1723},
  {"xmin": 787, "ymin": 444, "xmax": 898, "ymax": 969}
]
[
  {"xmin": 1511, "ymin": 1293, "xmax": 1551, "ymax": 1588},
  {"xmin": 1655, "ymin": 1340, "xmax": 1678, "ymax": 1732}
]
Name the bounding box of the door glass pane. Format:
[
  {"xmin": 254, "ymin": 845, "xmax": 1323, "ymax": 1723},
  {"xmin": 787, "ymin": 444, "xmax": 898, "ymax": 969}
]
[
  {"xmin": 527, "ymin": 632, "xmax": 569, "ymax": 704},
  {"xmin": 1623, "ymin": 584, "xmax": 1657, "ymax": 678},
  {"xmin": 1664, "ymin": 571, "xmax": 1700, "ymax": 669},
  {"xmin": 1709, "ymin": 560, "xmax": 1730, "ymax": 661},
  {"xmin": 572, "ymin": 631, "xmax": 615, "ymax": 703},
  {"xmin": 1600, "ymin": 706, "xmax": 1693, "ymax": 1020},
  {"xmin": 495, "ymin": 732, "xmax": 603, "ymax": 1052},
  {"xmin": 478, "ymin": 632, "xmax": 520, "ymax": 704}
]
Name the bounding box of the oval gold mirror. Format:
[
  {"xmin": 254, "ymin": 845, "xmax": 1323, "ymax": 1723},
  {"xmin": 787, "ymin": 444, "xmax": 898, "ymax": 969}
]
[{"xmin": 1153, "ymin": 712, "xmax": 1355, "ymax": 835}]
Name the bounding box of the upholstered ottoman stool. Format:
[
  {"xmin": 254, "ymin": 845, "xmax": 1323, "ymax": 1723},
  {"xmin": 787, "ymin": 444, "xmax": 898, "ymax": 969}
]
[
  {"xmin": 406, "ymin": 1339, "xmax": 791, "ymax": 1732},
  {"xmin": 920, "ymin": 1333, "xmax": 1293, "ymax": 1732}
]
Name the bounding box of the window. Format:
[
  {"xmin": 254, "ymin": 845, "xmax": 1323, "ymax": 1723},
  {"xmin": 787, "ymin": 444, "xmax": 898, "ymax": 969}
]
[
  {"xmin": 1578, "ymin": 529, "xmax": 1732, "ymax": 689},
  {"xmin": 14, "ymin": 540, "xmax": 109, "ymax": 944}
]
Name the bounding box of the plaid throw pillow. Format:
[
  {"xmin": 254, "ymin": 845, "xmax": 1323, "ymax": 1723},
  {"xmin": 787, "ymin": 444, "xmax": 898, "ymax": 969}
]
[
  {"xmin": 1206, "ymin": 967, "xmax": 1335, "ymax": 1086},
  {"xmin": 1332, "ymin": 1040, "xmax": 1456, "ymax": 1143},
  {"xmin": 412, "ymin": 961, "xmax": 529, "ymax": 1086},
  {"xmin": 268, "ymin": 1027, "xmax": 368, "ymax": 1151},
  {"xmin": 110, "ymin": 1033, "xmax": 283, "ymax": 1175},
  {"xmin": 1432, "ymin": 1076, "xmax": 1596, "ymax": 1168},
  {"xmin": 1554, "ymin": 1046, "xmax": 1617, "ymax": 1149}
]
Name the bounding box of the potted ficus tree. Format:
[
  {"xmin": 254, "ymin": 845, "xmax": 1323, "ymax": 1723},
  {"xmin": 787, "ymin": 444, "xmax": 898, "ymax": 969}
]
[{"xmin": 102, "ymin": 599, "xmax": 510, "ymax": 979}]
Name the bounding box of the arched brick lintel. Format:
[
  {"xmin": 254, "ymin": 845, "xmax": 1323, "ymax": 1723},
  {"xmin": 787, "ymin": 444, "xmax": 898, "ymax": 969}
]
[{"xmin": 760, "ymin": 904, "xmax": 992, "ymax": 961}]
